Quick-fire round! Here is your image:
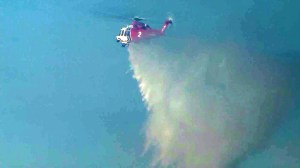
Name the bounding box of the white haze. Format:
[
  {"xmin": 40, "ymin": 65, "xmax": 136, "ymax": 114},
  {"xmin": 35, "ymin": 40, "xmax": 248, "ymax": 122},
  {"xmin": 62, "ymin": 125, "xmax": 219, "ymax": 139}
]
[{"xmin": 128, "ymin": 38, "xmax": 296, "ymax": 168}]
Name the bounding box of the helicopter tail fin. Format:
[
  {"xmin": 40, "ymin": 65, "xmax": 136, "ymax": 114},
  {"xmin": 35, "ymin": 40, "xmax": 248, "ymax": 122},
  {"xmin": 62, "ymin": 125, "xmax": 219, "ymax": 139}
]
[{"xmin": 161, "ymin": 19, "xmax": 173, "ymax": 33}]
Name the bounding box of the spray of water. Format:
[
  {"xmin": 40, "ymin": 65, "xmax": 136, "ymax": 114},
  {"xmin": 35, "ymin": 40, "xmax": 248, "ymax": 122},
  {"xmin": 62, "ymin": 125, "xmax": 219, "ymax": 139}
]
[{"xmin": 128, "ymin": 38, "xmax": 295, "ymax": 168}]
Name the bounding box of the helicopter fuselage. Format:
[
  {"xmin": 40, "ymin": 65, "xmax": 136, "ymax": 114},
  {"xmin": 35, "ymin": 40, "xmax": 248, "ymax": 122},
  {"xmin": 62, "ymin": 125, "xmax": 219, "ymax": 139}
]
[{"xmin": 116, "ymin": 19, "xmax": 172, "ymax": 47}]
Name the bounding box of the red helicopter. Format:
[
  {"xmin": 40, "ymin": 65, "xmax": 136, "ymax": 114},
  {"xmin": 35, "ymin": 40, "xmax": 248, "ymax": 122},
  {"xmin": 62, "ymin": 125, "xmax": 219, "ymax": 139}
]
[{"xmin": 116, "ymin": 17, "xmax": 173, "ymax": 47}]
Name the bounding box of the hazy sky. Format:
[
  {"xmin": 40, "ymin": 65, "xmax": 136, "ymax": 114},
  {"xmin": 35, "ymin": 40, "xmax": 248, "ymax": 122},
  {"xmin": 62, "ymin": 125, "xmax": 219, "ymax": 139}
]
[
  {"xmin": 1, "ymin": 0, "xmax": 148, "ymax": 167},
  {"xmin": 1, "ymin": 0, "xmax": 299, "ymax": 167}
]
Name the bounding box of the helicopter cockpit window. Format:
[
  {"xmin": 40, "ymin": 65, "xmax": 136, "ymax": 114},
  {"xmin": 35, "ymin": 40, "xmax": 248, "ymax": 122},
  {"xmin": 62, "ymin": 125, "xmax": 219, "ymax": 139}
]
[
  {"xmin": 119, "ymin": 29, "xmax": 129, "ymax": 37},
  {"xmin": 119, "ymin": 30, "xmax": 124, "ymax": 36}
]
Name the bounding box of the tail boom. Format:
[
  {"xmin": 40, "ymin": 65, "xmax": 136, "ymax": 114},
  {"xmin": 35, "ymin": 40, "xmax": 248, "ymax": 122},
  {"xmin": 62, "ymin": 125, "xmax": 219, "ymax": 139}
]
[{"xmin": 161, "ymin": 19, "xmax": 173, "ymax": 33}]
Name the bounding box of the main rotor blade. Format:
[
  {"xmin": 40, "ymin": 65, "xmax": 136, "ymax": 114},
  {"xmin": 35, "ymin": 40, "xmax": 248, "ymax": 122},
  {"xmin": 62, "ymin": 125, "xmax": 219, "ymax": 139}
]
[
  {"xmin": 132, "ymin": 16, "xmax": 146, "ymax": 21},
  {"xmin": 91, "ymin": 11, "xmax": 133, "ymax": 21},
  {"xmin": 89, "ymin": 5, "xmax": 164, "ymax": 25}
]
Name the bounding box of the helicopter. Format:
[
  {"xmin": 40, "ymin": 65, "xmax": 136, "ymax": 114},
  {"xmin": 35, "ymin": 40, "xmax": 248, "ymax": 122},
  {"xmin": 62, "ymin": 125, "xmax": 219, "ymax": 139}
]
[{"xmin": 116, "ymin": 17, "xmax": 173, "ymax": 47}]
